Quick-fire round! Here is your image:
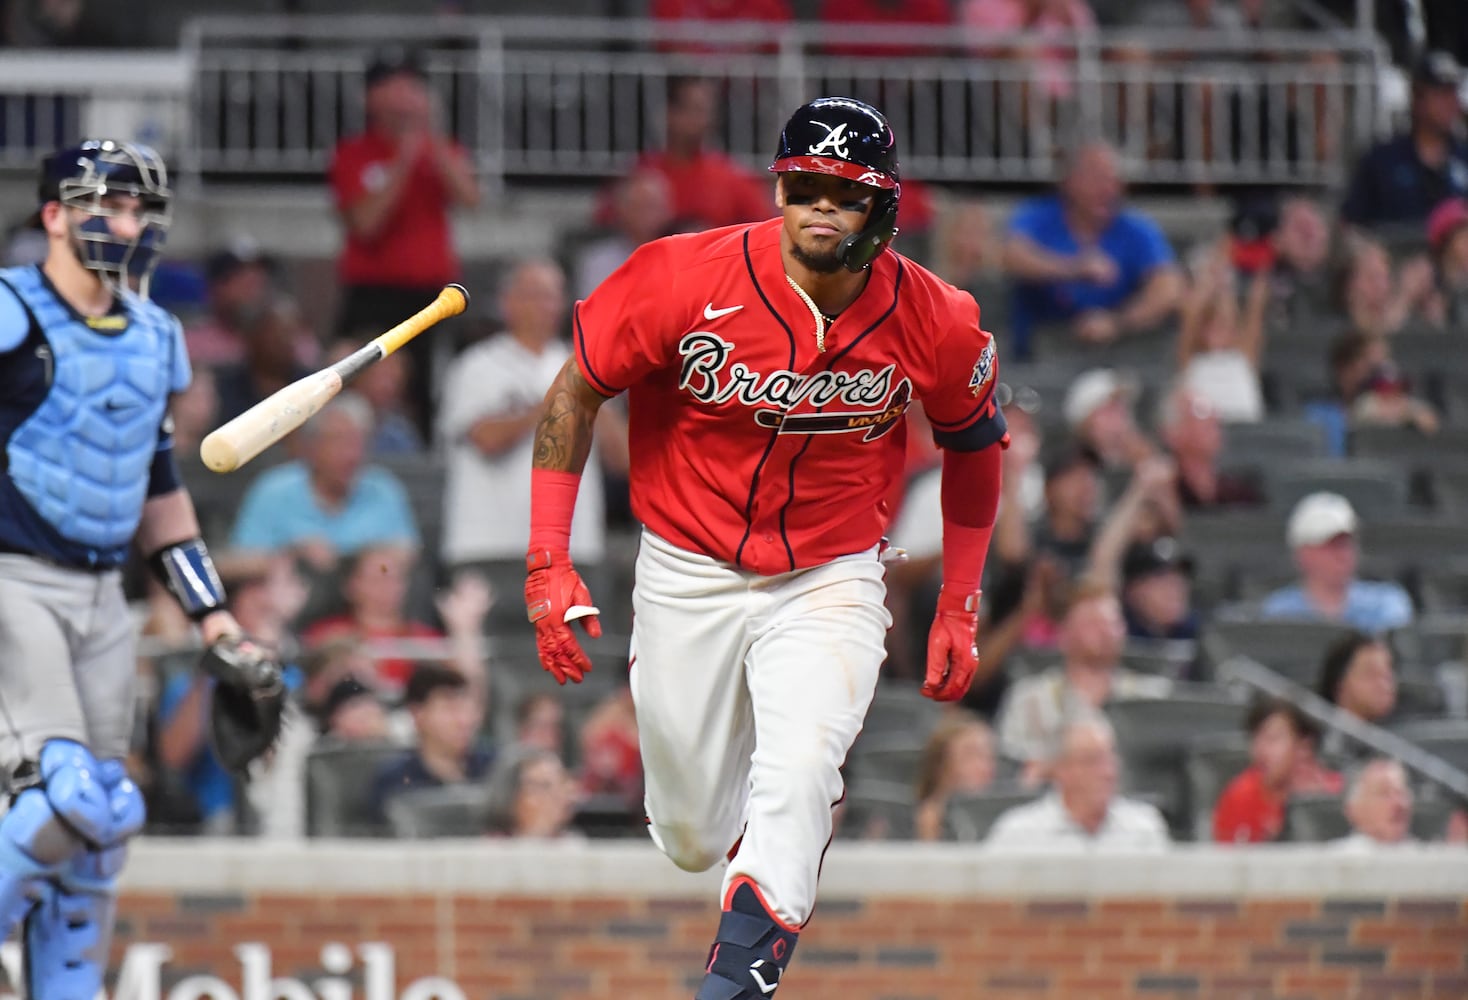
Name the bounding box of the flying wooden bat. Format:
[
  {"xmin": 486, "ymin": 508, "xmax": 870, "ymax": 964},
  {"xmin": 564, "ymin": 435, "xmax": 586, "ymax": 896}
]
[{"xmin": 200, "ymin": 283, "xmax": 468, "ymax": 473}]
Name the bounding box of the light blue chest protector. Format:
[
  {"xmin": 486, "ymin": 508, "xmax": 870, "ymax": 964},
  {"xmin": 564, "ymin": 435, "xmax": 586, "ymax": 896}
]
[{"xmin": 1, "ymin": 266, "xmax": 180, "ymax": 551}]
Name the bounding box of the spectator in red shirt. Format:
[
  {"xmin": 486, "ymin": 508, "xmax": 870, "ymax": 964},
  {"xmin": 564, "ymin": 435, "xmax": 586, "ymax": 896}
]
[
  {"xmin": 819, "ymin": 0, "xmax": 952, "ymax": 57},
  {"xmin": 328, "ymin": 48, "xmax": 480, "ymax": 432},
  {"xmin": 612, "ymin": 77, "xmax": 771, "ymax": 232},
  {"xmin": 1213, "ymin": 695, "xmax": 1338, "ymax": 843},
  {"xmin": 302, "ymin": 544, "xmax": 488, "ymax": 695},
  {"xmin": 650, "ymin": 0, "xmax": 792, "ymax": 53},
  {"xmin": 184, "ymin": 239, "xmax": 278, "ymax": 368}
]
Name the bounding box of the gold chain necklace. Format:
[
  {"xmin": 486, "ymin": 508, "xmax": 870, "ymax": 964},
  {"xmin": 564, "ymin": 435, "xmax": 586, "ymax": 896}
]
[{"xmin": 784, "ymin": 274, "xmax": 829, "ymax": 354}]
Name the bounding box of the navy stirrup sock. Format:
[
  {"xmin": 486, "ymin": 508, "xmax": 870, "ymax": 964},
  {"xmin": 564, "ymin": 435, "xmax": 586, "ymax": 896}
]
[{"xmin": 695, "ymin": 880, "xmax": 799, "ymax": 999}]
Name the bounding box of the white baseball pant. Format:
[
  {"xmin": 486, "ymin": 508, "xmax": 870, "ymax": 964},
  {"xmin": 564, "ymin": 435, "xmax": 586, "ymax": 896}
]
[{"xmin": 629, "ymin": 529, "xmax": 890, "ymax": 927}]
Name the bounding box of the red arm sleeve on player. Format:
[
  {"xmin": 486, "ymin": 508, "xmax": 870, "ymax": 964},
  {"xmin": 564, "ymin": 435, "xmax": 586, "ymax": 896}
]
[
  {"xmin": 529, "ymin": 469, "xmax": 581, "ymax": 556},
  {"xmin": 939, "ymin": 443, "xmax": 1001, "ymax": 594},
  {"xmin": 573, "ymin": 239, "xmax": 681, "ymax": 396}
]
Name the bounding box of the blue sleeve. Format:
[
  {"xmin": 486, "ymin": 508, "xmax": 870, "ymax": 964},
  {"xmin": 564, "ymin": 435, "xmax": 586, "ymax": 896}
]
[
  {"xmin": 1130, "ymin": 214, "xmax": 1176, "ymax": 273},
  {"xmin": 1006, "ymin": 198, "xmax": 1049, "ymax": 240},
  {"xmin": 158, "ymin": 671, "xmax": 200, "ymax": 723},
  {"xmin": 0, "ymin": 282, "xmax": 29, "ymax": 353},
  {"xmin": 1258, "ymin": 588, "xmax": 1298, "ymax": 619},
  {"xmin": 1382, "ymin": 586, "xmax": 1415, "ymax": 631},
  {"xmin": 375, "ymin": 471, "xmax": 421, "ymax": 547},
  {"xmin": 169, "ymin": 317, "xmax": 192, "ymax": 394},
  {"xmin": 229, "ymin": 473, "xmax": 282, "ymax": 550}
]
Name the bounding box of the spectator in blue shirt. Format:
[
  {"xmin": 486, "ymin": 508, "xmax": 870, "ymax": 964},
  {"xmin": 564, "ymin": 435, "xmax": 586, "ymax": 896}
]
[
  {"xmin": 1261, "ymin": 492, "xmax": 1414, "ymax": 634},
  {"xmin": 1001, "ymin": 139, "xmax": 1185, "ymax": 359},
  {"xmin": 370, "ymin": 665, "xmax": 491, "ymax": 827},
  {"xmin": 230, "ymin": 392, "xmax": 420, "ymax": 572},
  {"xmin": 1341, "ymin": 51, "xmax": 1468, "ymax": 232}
]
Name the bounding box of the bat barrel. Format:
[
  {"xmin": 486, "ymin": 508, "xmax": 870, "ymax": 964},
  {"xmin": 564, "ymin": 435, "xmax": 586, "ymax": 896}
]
[{"xmin": 200, "ymin": 283, "xmax": 468, "ymax": 474}]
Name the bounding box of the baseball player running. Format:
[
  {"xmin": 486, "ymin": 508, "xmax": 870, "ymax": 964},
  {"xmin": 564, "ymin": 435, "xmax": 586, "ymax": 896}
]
[
  {"xmin": 525, "ymin": 98, "xmax": 1006, "ymax": 999},
  {"xmin": 0, "ymin": 141, "xmax": 282, "ymax": 1000}
]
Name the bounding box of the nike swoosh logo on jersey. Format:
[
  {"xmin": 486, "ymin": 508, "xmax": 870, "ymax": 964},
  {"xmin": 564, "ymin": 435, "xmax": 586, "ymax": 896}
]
[{"xmin": 704, "ymin": 302, "xmax": 744, "ymax": 320}]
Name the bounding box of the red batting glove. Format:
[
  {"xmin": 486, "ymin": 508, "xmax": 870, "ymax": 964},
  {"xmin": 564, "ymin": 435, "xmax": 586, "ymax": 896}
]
[
  {"xmin": 525, "ymin": 550, "xmax": 602, "ymax": 684},
  {"xmin": 922, "ymin": 588, "xmax": 981, "ymax": 702}
]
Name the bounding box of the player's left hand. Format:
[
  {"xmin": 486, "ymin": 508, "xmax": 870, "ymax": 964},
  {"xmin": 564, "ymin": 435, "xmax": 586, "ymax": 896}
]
[
  {"xmin": 525, "ymin": 550, "xmax": 602, "ymax": 685},
  {"xmin": 922, "ymin": 588, "xmax": 981, "ymax": 702},
  {"xmin": 197, "ymin": 633, "xmax": 286, "ymax": 774}
]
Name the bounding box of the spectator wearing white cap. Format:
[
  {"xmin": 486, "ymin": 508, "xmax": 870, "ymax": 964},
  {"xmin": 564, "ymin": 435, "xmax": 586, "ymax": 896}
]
[
  {"xmin": 1063, "ymin": 368, "xmax": 1155, "ymax": 471},
  {"xmin": 1259, "ymin": 492, "xmax": 1414, "ymax": 633}
]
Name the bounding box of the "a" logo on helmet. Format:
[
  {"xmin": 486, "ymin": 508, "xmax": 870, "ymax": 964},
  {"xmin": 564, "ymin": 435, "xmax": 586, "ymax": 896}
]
[{"xmin": 806, "ymin": 120, "xmax": 851, "ymax": 159}]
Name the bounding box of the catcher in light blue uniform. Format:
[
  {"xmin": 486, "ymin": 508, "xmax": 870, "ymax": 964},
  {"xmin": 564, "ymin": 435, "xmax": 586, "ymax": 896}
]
[{"xmin": 0, "ymin": 141, "xmax": 283, "ymax": 1000}]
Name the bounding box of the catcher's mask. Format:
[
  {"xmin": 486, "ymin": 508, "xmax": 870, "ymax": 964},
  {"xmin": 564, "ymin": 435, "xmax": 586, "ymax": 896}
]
[{"xmin": 35, "ymin": 139, "xmax": 173, "ymax": 298}]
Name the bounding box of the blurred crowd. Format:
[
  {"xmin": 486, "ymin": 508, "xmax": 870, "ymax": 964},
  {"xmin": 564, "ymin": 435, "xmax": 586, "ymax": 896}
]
[{"xmin": 3, "ymin": 15, "xmax": 1467, "ymax": 849}]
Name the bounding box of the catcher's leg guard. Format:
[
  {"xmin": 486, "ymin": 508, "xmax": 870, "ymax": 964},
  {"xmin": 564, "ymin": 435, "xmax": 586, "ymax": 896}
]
[
  {"xmin": 0, "ymin": 740, "xmax": 117, "ymax": 942},
  {"xmin": 24, "ymin": 757, "xmax": 144, "ymax": 1000},
  {"xmin": 695, "ymin": 878, "xmax": 799, "ymax": 1000}
]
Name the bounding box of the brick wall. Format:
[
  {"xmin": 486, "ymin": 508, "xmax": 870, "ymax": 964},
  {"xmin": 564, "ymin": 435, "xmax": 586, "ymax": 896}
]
[{"xmin": 74, "ymin": 891, "xmax": 1467, "ymax": 1000}]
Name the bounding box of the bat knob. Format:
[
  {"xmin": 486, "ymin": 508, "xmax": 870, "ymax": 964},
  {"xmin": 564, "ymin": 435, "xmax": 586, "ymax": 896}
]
[
  {"xmin": 442, "ymin": 283, "xmax": 470, "ymax": 316},
  {"xmin": 200, "ymin": 432, "xmax": 240, "ymax": 474}
]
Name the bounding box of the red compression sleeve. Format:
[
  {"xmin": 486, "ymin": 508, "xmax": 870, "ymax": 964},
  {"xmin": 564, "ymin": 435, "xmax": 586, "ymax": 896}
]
[
  {"xmin": 529, "ymin": 469, "xmax": 582, "ymax": 555},
  {"xmin": 939, "ymin": 444, "xmax": 1003, "ymax": 594}
]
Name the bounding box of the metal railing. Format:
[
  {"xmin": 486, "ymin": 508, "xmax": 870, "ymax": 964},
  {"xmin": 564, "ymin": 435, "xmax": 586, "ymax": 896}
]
[
  {"xmin": 1220, "ymin": 655, "xmax": 1468, "ymax": 805},
  {"xmin": 0, "ymin": 16, "xmax": 1389, "ymax": 189}
]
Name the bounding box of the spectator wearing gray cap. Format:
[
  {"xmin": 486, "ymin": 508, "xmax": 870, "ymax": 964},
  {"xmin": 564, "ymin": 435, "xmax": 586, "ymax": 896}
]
[
  {"xmin": 1341, "ymin": 51, "xmax": 1468, "ymax": 231},
  {"xmin": 1259, "ymin": 492, "xmax": 1414, "ymax": 633}
]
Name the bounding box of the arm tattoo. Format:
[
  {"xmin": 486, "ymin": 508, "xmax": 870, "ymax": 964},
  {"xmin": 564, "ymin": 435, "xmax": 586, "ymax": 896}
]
[{"xmin": 532, "ymin": 360, "xmax": 602, "ymax": 472}]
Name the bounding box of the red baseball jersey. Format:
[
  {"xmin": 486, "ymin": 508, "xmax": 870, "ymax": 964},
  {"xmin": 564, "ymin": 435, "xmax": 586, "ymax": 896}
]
[{"xmin": 574, "ymin": 217, "xmax": 1006, "ymax": 575}]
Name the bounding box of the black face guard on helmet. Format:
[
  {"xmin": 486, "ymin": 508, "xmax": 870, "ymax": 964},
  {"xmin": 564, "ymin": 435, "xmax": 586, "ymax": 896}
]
[
  {"xmin": 35, "ymin": 139, "xmax": 173, "ymax": 298},
  {"xmin": 769, "ymin": 96, "xmax": 901, "ymax": 273}
]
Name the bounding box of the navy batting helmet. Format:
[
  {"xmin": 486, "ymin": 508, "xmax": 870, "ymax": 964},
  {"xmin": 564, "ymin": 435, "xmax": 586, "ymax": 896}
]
[
  {"xmin": 770, "ymin": 98, "xmax": 901, "ymax": 272},
  {"xmin": 35, "ymin": 139, "xmax": 173, "ymax": 297},
  {"xmin": 769, "ymin": 97, "xmax": 899, "ymax": 191}
]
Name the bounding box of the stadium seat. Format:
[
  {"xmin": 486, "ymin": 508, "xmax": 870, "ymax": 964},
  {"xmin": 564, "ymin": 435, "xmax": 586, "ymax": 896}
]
[
  {"xmin": 1391, "ymin": 613, "xmax": 1468, "ymax": 669},
  {"xmin": 838, "ymin": 778, "xmax": 915, "ymax": 841},
  {"xmin": 1365, "ymin": 519, "xmax": 1468, "ymax": 583},
  {"xmin": 862, "ymin": 684, "xmax": 943, "ymax": 741},
  {"xmin": 1284, "ymin": 793, "xmax": 1350, "ymax": 842},
  {"xmin": 1105, "ymin": 690, "xmax": 1246, "ymax": 833},
  {"xmin": 1392, "ymin": 675, "xmax": 1448, "ymax": 721},
  {"xmin": 846, "ymin": 733, "xmax": 925, "ymax": 787},
  {"xmin": 1352, "ymin": 426, "xmax": 1468, "ymax": 480},
  {"xmin": 1388, "ymin": 720, "xmax": 1468, "ymax": 773},
  {"xmin": 304, "ymin": 741, "xmax": 405, "ymax": 838},
  {"xmin": 1264, "ymin": 458, "xmax": 1412, "ymax": 520},
  {"xmin": 945, "ymin": 789, "xmax": 1041, "ymax": 843},
  {"xmin": 1203, "ymin": 618, "xmax": 1360, "ymax": 686},
  {"xmin": 486, "ymin": 661, "xmax": 620, "ymax": 766},
  {"xmin": 1121, "ymin": 639, "xmax": 1199, "ymax": 681},
  {"xmin": 385, "ymin": 785, "xmax": 491, "ymax": 838},
  {"xmin": 1219, "ymin": 419, "xmax": 1328, "ymax": 466},
  {"xmin": 1286, "ymin": 790, "xmax": 1457, "ymax": 843},
  {"xmin": 1183, "ymin": 733, "xmax": 1252, "ymax": 843}
]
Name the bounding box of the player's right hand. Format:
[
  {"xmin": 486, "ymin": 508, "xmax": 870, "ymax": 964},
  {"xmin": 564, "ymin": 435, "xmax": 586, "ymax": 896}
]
[{"xmin": 525, "ymin": 549, "xmax": 602, "ymax": 684}]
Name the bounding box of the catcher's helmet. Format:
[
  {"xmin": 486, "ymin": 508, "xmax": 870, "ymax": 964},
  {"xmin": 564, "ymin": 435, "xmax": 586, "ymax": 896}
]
[
  {"xmin": 35, "ymin": 139, "xmax": 173, "ymax": 297},
  {"xmin": 770, "ymin": 97, "xmax": 900, "ymax": 271}
]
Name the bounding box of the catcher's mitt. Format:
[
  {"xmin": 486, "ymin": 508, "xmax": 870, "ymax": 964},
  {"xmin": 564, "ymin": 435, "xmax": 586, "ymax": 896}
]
[{"xmin": 198, "ymin": 635, "xmax": 286, "ymax": 774}]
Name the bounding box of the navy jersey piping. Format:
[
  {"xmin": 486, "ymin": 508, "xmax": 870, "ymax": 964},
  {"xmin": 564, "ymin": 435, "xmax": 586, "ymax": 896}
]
[
  {"xmin": 573, "ymin": 302, "xmax": 621, "ymax": 398},
  {"xmin": 735, "ymin": 229, "xmax": 798, "ymax": 570},
  {"xmin": 928, "ymin": 379, "xmax": 999, "ymax": 431},
  {"xmin": 772, "ymin": 258, "xmax": 905, "ymax": 571}
]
